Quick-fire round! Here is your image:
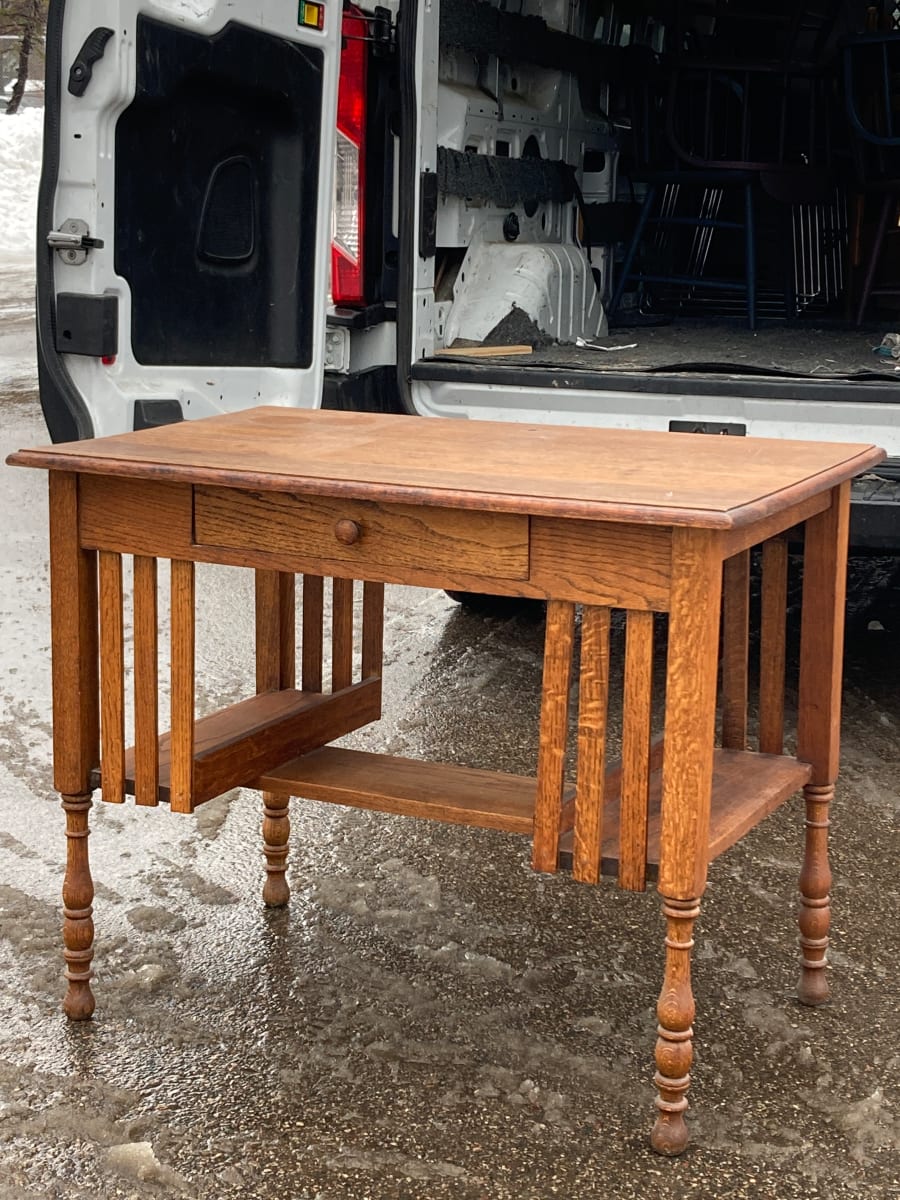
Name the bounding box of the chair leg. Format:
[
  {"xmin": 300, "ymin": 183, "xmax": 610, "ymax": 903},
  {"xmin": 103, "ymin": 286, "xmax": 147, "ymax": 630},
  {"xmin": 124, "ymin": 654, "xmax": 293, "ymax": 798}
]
[
  {"xmin": 782, "ymin": 206, "xmax": 797, "ymax": 322},
  {"xmin": 609, "ymin": 185, "xmax": 657, "ymax": 317},
  {"xmin": 856, "ymin": 193, "xmax": 893, "ymax": 327},
  {"xmin": 845, "ymin": 192, "xmax": 865, "ymax": 322},
  {"xmin": 744, "ymin": 183, "xmax": 757, "ymax": 331}
]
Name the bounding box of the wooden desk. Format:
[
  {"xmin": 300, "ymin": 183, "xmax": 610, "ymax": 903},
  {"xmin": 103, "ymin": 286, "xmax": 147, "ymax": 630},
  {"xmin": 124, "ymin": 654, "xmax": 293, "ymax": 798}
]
[{"xmin": 7, "ymin": 409, "xmax": 885, "ymax": 1155}]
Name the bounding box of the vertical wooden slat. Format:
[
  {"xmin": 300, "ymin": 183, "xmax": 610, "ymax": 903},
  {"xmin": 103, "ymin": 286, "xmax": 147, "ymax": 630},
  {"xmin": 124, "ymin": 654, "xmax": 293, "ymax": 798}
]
[
  {"xmin": 532, "ymin": 599, "xmax": 576, "ymax": 873},
  {"xmin": 619, "ymin": 609, "xmax": 654, "ymax": 891},
  {"xmin": 573, "ymin": 605, "xmax": 610, "ymax": 884},
  {"xmin": 169, "ymin": 559, "xmax": 195, "ymax": 814},
  {"xmin": 302, "ymin": 574, "xmax": 325, "ymax": 692},
  {"xmin": 278, "ymin": 573, "xmax": 296, "ymax": 687},
  {"xmin": 255, "ymin": 570, "xmax": 279, "ymax": 692},
  {"xmin": 98, "ymin": 550, "xmax": 125, "ymax": 804},
  {"xmin": 48, "ymin": 473, "xmax": 99, "ymax": 795},
  {"xmin": 361, "ymin": 581, "xmax": 385, "ymax": 680},
  {"xmin": 256, "ymin": 570, "xmax": 296, "ymax": 692},
  {"xmin": 133, "ymin": 555, "xmax": 159, "ymax": 806},
  {"xmin": 758, "ymin": 537, "xmax": 788, "ymax": 755},
  {"xmin": 331, "ymin": 577, "xmax": 355, "ymax": 692},
  {"xmin": 721, "ymin": 550, "xmax": 750, "ymax": 750}
]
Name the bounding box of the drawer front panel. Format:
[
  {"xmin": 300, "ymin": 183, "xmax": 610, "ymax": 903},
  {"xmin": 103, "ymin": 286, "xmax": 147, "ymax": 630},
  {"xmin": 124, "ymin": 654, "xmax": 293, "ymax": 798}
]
[{"xmin": 194, "ymin": 486, "xmax": 530, "ymax": 580}]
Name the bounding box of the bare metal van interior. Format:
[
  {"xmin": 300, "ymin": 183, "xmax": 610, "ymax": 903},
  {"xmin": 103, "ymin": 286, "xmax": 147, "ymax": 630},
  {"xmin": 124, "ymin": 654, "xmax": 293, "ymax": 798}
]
[{"xmin": 385, "ymin": 1, "xmax": 900, "ymax": 546}]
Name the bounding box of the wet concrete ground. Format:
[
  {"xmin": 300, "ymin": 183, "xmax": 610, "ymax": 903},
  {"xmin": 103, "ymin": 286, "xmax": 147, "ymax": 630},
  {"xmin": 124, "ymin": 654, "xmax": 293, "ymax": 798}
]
[{"xmin": 1, "ymin": 272, "xmax": 899, "ymax": 1198}]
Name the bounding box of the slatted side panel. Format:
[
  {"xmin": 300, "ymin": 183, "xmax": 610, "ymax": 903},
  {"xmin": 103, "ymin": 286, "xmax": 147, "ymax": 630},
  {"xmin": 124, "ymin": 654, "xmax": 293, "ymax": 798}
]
[
  {"xmin": 304, "ymin": 576, "xmax": 385, "ymax": 695},
  {"xmin": 98, "ymin": 553, "xmax": 164, "ymax": 807},
  {"xmin": 98, "ymin": 550, "xmax": 125, "ymax": 804},
  {"xmin": 619, "ymin": 609, "xmax": 654, "ymax": 891},
  {"xmin": 759, "ymin": 537, "xmax": 788, "ymax": 755},
  {"xmin": 96, "ymin": 565, "xmax": 386, "ymax": 812},
  {"xmin": 572, "ymin": 605, "xmax": 611, "ymax": 884},
  {"xmin": 132, "ymin": 555, "xmax": 159, "ymax": 806},
  {"xmin": 721, "ymin": 550, "xmax": 751, "ymax": 751}
]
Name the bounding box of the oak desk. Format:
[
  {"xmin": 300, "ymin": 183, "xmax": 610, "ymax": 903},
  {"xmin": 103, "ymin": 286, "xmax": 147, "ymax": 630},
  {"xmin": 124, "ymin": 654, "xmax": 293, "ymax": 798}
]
[{"xmin": 8, "ymin": 409, "xmax": 885, "ymax": 1154}]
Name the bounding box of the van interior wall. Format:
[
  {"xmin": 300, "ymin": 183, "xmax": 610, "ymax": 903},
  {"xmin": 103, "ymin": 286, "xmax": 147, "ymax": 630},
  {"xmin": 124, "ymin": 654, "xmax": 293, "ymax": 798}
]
[{"xmin": 422, "ymin": 0, "xmax": 896, "ymax": 380}]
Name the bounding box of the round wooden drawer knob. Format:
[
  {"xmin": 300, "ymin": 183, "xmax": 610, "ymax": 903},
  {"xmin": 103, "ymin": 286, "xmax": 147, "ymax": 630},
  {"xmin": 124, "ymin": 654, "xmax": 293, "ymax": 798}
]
[{"xmin": 334, "ymin": 518, "xmax": 361, "ymax": 546}]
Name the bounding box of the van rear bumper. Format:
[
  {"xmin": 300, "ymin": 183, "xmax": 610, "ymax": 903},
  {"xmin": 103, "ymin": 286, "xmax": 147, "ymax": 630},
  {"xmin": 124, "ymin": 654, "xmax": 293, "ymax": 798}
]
[{"xmin": 322, "ymin": 366, "xmax": 404, "ymax": 414}]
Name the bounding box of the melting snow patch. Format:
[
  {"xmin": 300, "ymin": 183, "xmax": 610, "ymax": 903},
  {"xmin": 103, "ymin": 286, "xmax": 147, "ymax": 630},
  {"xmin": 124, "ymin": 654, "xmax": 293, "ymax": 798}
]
[
  {"xmin": 105, "ymin": 1141, "xmax": 190, "ymax": 1190},
  {"xmin": 126, "ymin": 904, "xmax": 188, "ymax": 933},
  {"xmin": 120, "ymin": 962, "xmax": 173, "ymax": 989},
  {"xmin": 839, "ymin": 1088, "xmax": 899, "ymax": 1164}
]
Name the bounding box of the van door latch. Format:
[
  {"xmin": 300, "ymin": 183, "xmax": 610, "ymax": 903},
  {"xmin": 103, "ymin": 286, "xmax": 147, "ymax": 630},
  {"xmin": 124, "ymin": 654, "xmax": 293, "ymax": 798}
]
[{"xmin": 48, "ymin": 219, "xmax": 105, "ymax": 266}]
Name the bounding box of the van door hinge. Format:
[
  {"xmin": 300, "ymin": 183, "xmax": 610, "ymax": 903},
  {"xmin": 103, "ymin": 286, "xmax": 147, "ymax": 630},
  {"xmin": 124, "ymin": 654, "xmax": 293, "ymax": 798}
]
[
  {"xmin": 324, "ymin": 327, "xmax": 350, "ymax": 373},
  {"xmin": 48, "ymin": 219, "xmax": 105, "ymax": 265},
  {"xmin": 371, "ymin": 6, "xmax": 394, "ymax": 56}
]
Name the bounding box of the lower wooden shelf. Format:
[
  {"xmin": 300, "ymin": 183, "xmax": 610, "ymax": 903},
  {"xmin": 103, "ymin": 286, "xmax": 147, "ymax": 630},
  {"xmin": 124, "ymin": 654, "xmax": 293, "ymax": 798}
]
[
  {"xmin": 258, "ymin": 748, "xmax": 541, "ymax": 834},
  {"xmin": 257, "ymin": 745, "xmax": 813, "ymax": 879}
]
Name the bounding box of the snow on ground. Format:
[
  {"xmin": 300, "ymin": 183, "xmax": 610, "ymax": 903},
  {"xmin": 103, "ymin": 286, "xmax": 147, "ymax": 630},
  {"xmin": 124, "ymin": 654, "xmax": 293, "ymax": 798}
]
[
  {"xmin": 0, "ymin": 106, "xmax": 43, "ymax": 389},
  {"xmin": 0, "ymin": 105, "xmax": 43, "ymax": 267}
]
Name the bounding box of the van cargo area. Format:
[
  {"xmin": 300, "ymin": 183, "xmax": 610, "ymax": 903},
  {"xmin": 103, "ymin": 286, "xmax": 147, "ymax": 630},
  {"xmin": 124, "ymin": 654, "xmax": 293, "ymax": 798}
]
[{"xmin": 368, "ymin": 0, "xmax": 900, "ymax": 544}]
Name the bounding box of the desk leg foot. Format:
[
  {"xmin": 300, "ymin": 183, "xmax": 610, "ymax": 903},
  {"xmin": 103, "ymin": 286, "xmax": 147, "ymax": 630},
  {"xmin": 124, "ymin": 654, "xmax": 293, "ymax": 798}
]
[
  {"xmin": 262, "ymin": 792, "xmax": 291, "ymax": 908},
  {"xmin": 650, "ymin": 896, "xmax": 699, "ymax": 1156},
  {"xmin": 61, "ymin": 794, "xmax": 95, "ymax": 1021},
  {"xmin": 798, "ymin": 783, "xmax": 832, "ymax": 1007}
]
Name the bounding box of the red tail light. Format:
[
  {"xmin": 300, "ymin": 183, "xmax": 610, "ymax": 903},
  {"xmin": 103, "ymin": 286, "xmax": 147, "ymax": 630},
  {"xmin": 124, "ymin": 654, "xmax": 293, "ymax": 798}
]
[{"xmin": 332, "ymin": 5, "xmax": 368, "ymax": 305}]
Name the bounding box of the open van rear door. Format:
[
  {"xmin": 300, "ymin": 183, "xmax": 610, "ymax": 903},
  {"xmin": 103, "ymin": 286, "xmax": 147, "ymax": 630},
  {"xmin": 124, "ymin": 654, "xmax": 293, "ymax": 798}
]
[{"xmin": 38, "ymin": 0, "xmax": 341, "ymax": 441}]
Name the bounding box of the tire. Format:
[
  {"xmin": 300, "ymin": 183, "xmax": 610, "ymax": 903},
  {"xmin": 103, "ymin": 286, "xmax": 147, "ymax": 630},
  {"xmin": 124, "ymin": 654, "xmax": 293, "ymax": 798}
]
[{"xmin": 444, "ymin": 591, "xmax": 546, "ymax": 618}]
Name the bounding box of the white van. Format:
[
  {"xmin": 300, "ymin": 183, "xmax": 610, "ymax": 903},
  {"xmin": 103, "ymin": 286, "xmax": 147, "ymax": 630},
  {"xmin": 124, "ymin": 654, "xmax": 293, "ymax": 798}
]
[{"xmin": 36, "ymin": 0, "xmax": 900, "ymax": 546}]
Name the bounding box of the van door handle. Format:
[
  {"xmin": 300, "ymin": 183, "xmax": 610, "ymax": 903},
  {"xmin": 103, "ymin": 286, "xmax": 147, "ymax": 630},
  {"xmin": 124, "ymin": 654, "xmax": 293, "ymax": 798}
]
[{"xmin": 68, "ymin": 28, "xmax": 114, "ymax": 98}]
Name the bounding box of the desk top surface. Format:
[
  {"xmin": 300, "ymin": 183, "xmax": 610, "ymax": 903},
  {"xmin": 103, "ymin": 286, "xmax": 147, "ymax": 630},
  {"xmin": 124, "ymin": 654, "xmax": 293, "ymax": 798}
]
[{"xmin": 8, "ymin": 408, "xmax": 885, "ymax": 529}]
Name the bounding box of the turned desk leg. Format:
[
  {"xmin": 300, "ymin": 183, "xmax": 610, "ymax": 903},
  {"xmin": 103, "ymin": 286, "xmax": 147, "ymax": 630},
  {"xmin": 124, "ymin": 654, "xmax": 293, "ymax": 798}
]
[
  {"xmin": 652, "ymin": 529, "xmax": 722, "ymax": 1154},
  {"xmin": 796, "ymin": 483, "xmax": 850, "ymax": 1007},
  {"xmin": 798, "ymin": 784, "xmax": 832, "ymax": 1006},
  {"xmin": 49, "ymin": 474, "xmax": 100, "ymax": 1019},
  {"xmin": 652, "ymin": 896, "xmax": 700, "ymax": 1155},
  {"xmin": 255, "ymin": 570, "xmax": 297, "ymax": 907},
  {"xmin": 262, "ymin": 792, "xmax": 291, "ymax": 908},
  {"xmin": 61, "ymin": 794, "xmax": 95, "ymax": 1020}
]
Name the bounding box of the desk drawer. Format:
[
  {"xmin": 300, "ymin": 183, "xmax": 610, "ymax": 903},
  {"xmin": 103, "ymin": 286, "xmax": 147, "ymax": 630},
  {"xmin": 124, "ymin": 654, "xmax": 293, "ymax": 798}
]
[{"xmin": 193, "ymin": 486, "xmax": 530, "ymax": 580}]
